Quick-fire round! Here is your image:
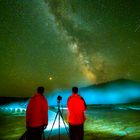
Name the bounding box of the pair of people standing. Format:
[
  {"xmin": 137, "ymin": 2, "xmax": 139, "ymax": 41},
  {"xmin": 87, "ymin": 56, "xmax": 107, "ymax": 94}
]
[{"xmin": 25, "ymin": 86, "xmax": 86, "ymax": 140}]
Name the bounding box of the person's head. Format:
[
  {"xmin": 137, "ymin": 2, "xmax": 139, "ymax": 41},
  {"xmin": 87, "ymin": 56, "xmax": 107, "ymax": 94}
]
[
  {"xmin": 37, "ymin": 86, "xmax": 44, "ymax": 95},
  {"xmin": 72, "ymin": 86, "xmax": 78, "ymax": 94}
]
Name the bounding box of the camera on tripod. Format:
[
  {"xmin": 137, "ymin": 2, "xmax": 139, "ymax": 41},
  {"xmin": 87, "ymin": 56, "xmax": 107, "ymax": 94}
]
[
  {"xmin": 48, "ymin": 95, "xmax": 70, "ymax": 140},
  {"xmin": 57, "ymin": 95, "xmax": 62, "ymax": 102}
]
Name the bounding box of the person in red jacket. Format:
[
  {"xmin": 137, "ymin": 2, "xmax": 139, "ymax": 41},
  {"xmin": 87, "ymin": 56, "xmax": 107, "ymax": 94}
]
[
  {"xmin": 67, "ymin": 87, "xmax": 87, "ymax": 140},
  {"xmin": 26, "ymin": 86, "xmax": 48, "ymax": 140}
]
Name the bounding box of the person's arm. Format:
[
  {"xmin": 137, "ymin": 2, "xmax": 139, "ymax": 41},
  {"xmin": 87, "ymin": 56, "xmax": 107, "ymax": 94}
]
[
  {"xmin": 42, "ymin": 97, "xmax": 48, "ymax": 128},
  {"xmin": 67, "ymin": 96, "xmax": 72, "ymax": 111},
  {"xmin": 26, "ymin": 101, "xmax": 31, "ymax": 128},
  {"xmin": 81, "ymin": 97, "xmax": 87, "ymax": 110}
]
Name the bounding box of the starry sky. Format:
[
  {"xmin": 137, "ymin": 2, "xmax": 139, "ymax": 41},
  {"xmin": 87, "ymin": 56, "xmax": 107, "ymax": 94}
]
[{"xmin": 0, "ymin": 0, "xmax": 140, "ymax": 97}]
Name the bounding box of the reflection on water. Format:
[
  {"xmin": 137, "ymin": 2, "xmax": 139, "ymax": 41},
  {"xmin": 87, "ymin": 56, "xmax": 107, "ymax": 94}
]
[{"xmin": 0, "ymin": 105, "xmax": 140, "ymax": 140}]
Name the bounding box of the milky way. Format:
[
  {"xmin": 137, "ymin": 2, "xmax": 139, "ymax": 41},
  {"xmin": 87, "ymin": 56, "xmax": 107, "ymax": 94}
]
[{"xmin": 0, "ymin": 0, "xmax": 140, "ymax": 96}]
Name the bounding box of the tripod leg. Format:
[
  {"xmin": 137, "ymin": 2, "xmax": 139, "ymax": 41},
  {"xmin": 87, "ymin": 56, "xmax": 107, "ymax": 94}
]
[
  {"xmin": 59, "ymin": 111, "xmax": 70, "ymax": 139},
  {"xmin": 58, "ymin": 110, "xmax": 60, "ymax": 140},
  {"xmin": 48, "ymin": 111, "xmax": 59, "ymax": 140}
]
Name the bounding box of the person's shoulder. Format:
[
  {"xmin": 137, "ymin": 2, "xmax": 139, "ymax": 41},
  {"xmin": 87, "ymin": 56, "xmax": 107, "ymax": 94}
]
[
  {"xmin": 68, "ymin": 95, "xmax": 73, "ymax": 101},
  {"xmin": 80, "ymin": 96, "xmax": 84, "ymax": 100},
  {"xmin": 40, "ymin": 95, "xmax": 46, "ymax": 100},
  {"xmin": 78, "ymin": 95, "xmax": 85, "ymax": 101},
  {"xmin": 68, "ymin": 95, "xmax": 72, "ymax": 99},
  {"xmin": 42, "ymin": 96, "xmax": 47, "ymax": 101},
  {"xmin": 30, "ymin": 94, "xmax": 36, "ymax": 100},
  {"xmin": 34, "ymin": 93, "xmax": 44, "ymax": 100}
]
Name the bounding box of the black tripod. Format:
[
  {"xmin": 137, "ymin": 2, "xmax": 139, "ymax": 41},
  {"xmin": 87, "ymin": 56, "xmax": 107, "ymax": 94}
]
[{"xmin": 47, "ymin": 96, "xmax": 70, "ymax": 140}]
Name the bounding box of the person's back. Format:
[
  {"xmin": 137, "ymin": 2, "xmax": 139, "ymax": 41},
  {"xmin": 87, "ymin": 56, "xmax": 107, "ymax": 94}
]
[
  {"xmin": 67, "ymin": 93, "xmax": 86, "ymax": 125},
  {"xmin": 26, "ymin": 86, "xmax": 48, "ymax": 140},
  {"xmin": 26, "ymin": 93, "xmax": 48, "ymax": 127},
  {"xmin": 67, "ymin": 87, "xmax": 87, "ymax": 140}
]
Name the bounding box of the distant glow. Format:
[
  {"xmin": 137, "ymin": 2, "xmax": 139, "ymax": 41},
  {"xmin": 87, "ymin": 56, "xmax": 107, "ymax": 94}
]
[
  {"xmin": 49, "ymin": 77, "xmax": 53, "ymax": 80},
  {"xmin": 0, "ymin": 102, "xmax": 27, "ymax": 111},
  {"xmin": 47, "ymin": 81, "xmax": 140, "ymax": 106},
  {"xmin": 1, "ymin": 81, "xmax": 140, "ymax": 110}
]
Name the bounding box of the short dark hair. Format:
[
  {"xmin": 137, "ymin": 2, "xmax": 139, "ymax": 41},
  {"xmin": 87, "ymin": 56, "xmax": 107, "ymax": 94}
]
[
  {"xmin": 72, "ymin": 87, "xmax": 78, "ymax": 93},
  {"xmin": 37, "ymin": 86, "xmax": 44, "ymax": 94}
]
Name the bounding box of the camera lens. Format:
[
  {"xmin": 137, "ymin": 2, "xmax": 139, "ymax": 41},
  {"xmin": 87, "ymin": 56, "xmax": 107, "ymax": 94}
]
[{"xmin": 57, "ymin": 95, "xmax": 62, "ymax": 101}]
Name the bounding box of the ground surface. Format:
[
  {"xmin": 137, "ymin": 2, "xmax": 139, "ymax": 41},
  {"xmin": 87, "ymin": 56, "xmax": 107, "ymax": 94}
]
[{"xmin": 0, "ymin": 105, "xmax": 140, "ymax": 140}]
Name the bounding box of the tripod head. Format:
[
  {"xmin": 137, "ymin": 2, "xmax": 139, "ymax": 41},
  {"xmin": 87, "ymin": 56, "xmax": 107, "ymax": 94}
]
[
  {"xmin": 57, "ymin": 95, "xmax": 62, "ymax": 110},
  {"xmin": 57, "ymin": 95, "xmax": 62, "ymax": 102},
  {"xmin": 57, "ymin": 95, "xmax": 62, "ymax": 104}
]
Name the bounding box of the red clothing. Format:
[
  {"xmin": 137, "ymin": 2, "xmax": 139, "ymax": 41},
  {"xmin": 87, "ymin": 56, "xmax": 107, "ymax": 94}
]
[
  {"xmin": 67, "ymin": 93, "xmax": 87, "ymax": 125},
  {"xmin": 26, "ymin": 93, "xmax": 48, "ymax": 127}
]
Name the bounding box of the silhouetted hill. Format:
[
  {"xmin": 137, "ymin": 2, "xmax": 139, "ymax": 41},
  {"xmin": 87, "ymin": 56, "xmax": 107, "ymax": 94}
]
[{"xmin": 82, "ymin": 79, "xmax": 140, "ymax": 90}]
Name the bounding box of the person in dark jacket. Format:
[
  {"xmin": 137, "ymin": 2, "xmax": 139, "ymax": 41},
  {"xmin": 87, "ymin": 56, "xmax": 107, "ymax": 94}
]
[
  {"xmin": 26, "ymin": 86, "xmax": 48, "ymax": 140},
  {"xmin": 67, "ymin": 87, "xmax": 87, "ymax": 140}
]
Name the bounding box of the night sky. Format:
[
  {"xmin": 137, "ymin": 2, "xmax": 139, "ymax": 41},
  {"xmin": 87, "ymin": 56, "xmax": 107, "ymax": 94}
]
[{"xmin": 0, "ymin": 0, "xmax": 140, "ymax": 97}]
